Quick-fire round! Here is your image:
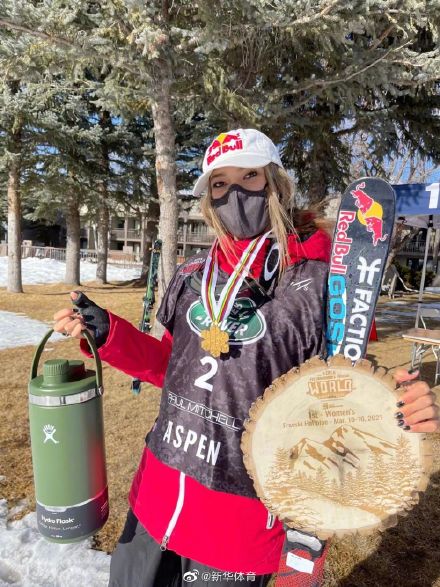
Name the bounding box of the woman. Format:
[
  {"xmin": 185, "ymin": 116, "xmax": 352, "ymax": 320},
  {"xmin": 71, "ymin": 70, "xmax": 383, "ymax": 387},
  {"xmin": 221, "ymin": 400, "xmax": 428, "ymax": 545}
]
[{"xmin": 54, "ymin": 129, "xmax": 439, "ymax": 587}]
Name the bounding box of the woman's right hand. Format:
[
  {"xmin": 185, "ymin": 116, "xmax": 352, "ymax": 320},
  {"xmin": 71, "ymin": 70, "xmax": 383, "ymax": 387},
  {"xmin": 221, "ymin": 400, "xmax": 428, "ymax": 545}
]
[
  {"xmin": 53, "ymin": 292, "xmax": 87, "ymax": 339},
  {"xmin": 53, "ymin": 291, "xmax": 110, "ymax": 346}
]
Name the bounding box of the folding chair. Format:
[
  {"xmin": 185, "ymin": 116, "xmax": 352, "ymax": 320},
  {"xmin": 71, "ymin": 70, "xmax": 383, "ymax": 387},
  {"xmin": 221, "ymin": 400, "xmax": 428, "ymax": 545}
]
[{"xmin": 406, "ymin": 307, "xmax": 440, "ymax": 385}]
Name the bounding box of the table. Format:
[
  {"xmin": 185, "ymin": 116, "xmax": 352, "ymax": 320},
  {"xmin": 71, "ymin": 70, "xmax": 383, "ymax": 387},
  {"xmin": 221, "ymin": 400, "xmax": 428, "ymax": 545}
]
[{"xmin": 402, "ymin": 328, "xmax": 440, "ymax": 385}]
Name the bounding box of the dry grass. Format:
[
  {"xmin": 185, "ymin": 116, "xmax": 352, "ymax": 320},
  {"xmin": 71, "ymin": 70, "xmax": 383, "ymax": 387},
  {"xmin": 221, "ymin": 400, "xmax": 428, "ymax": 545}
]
[{"xmin": 1, "ymin": 283, "xmax": 440, "ymax": 586}]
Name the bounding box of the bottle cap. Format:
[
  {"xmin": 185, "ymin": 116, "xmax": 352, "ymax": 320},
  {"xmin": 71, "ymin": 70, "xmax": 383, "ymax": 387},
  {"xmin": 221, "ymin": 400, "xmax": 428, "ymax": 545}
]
[{"xmin": 43, "ymin": 359, "xmax": 70, "ymax": 384}]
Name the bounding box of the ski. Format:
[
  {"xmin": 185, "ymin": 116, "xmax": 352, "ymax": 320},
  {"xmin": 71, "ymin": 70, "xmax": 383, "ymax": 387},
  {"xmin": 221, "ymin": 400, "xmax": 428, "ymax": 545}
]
[
  {"xmin": 275, "ymin": 177, "xmax": 396, "ymax": 587},
  {"xmin": 131, "ymin": 239, "xmax": 162, "ymax": 394},
  {"xmin": 326, "ymin": 177, "xmax": 396, "ymax": 360}
]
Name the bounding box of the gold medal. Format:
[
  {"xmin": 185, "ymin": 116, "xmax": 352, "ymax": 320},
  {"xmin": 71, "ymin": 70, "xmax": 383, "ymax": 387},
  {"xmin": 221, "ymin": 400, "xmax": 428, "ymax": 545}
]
[
  {"xmin": 200, "ymin": 232, "xmax": 271, "ymax": 357},
  {"xmin": 201, "ymin": 323, "xmax": 230, "ymax": 358}
]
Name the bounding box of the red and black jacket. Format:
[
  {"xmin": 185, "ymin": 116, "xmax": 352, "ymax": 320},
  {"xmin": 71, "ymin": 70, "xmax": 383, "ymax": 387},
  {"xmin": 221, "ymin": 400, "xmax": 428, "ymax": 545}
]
[{"xmin": 82, "ymin": 230, "xmax": 331, "ymax": 574}]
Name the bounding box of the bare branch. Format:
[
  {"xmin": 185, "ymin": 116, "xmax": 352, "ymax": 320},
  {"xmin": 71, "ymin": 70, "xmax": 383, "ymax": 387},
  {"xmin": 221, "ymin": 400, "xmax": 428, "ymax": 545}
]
[
  {"xmin": 220, "ymin": 5, "xmax": 413, "ymax": 32},
  {"xmin": 389, "ymin": 157, "xmax": 400, "ymax": 180},
  {"xmin": 394, "ymin": 151, "xmax": 411, "ymax": 182},
  {"xmin": 268, "ymin": 40, "xmax": 414, "ymax": 113},
  {"xmin": 234, "ymin": 0, "xmax": 345, "ymax": 29},
  {"xmin": 162, "ymin": 0, "xmax": 170, "ymax": 23},
  {"xmin": 408, "ymin": 158, "xmax": 417, "ymax": 181},
  {"xmin": 0, "ymin": 18, "xmax": 140, "ymax": 77},
  {"xmin": 320, "ymin": 0, "xmax": 341, "ymax": 16},
  {"xmin": 369, "ymin": 24, "xmax": 395, "ymax": 51},
  {"xmin": 415, "ymin": 163, "xmax": 440, "ymax": 183},
  {"xmin": 0, "ymin": 18, "xmax": 76, "ymax": 48},
  {"xmin": 333, "ymin": 123, "xmax": 359, "ymax": 136}
]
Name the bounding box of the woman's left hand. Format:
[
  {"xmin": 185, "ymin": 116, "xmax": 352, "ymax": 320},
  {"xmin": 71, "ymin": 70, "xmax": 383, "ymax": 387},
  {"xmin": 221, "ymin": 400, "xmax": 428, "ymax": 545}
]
[{"xmin": 394, "ymin": 368, "xmax": 440, "ymax": 433}]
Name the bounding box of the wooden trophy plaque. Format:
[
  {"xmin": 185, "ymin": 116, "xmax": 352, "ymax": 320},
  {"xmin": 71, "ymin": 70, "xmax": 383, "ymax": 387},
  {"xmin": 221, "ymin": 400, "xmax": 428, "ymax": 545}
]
[{"xmin": 242, "ymin": 355, "xmax": 431, "ymax": 539}]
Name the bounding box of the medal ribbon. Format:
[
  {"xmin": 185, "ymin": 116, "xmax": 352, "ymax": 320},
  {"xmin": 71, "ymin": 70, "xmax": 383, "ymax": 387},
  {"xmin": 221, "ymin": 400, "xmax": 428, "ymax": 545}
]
[{"xmin": 201, "ymin": 231, "xmax": 271, "ymax": 329}]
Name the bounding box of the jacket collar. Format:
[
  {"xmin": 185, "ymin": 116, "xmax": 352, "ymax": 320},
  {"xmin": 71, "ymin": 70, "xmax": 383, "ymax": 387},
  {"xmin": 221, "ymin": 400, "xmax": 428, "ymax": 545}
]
[{"xmin": 216, "ymin": 230, "xmax": 331, "ymax": 278}]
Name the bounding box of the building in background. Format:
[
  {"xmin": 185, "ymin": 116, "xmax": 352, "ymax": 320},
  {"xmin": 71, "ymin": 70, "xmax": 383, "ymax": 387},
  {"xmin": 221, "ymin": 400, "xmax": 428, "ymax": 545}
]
[
  {"xmin": 10, "ymin": 193, "xmax": 215, "ymax": 264},
  {"xmin": 83, "ymin": 197, "xmax": 215, "ymax": 263},
  {"xmin": 177, "ymin": 198, "xmax": 215, "ymax": 260},
  {"xmin": 10, "ymin": 194, "xmax": 437, "ymax": 271}
]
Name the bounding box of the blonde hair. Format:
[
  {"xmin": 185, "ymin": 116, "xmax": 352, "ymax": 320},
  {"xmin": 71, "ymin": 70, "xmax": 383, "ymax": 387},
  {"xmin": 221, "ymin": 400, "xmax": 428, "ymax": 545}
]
[{"xmin": 200, "ymin": 163, "xmax": 326, "ymax": 274}]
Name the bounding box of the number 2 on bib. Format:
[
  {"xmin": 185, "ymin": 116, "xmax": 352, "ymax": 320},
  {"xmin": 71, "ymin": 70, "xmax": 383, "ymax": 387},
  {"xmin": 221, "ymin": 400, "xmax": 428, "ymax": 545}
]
[{"xmin": 194, "ymin": 356, "xmax": 218, "ymax": 392}]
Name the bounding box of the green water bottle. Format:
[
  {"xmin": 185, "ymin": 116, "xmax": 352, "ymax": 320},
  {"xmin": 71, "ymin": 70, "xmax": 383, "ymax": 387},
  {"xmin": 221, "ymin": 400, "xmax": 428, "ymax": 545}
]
[{"xmin": 28, "ymin": 329, "xmax": 108, "ymax": 542}]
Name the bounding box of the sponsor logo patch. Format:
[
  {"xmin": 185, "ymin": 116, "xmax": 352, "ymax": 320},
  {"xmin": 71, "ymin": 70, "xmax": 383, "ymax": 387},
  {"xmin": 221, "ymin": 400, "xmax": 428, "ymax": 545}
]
[
  {"xmin": 179, "ymin": 257, "xmax": 205, "ymax": 274},
  {"xmin": 167, "ymin": 391, "xmax": 242, "ymax": 431},
  {"xmin": 330, "ymin": 211, "xmax": 356, "ymax": 275},
  {"xmin": 206, "ymin": 132, "xmax": 244, "ymax": 166},
  {"xmin": 351, "ymin": 181, "xmax": 389, "ymax": 246},
  {"xmin": 186, "ymin": 297, "xmax": 266, "ymax": 345}
]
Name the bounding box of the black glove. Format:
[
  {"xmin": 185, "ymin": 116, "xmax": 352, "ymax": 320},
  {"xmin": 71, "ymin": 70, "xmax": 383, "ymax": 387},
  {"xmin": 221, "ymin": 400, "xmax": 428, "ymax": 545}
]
[{"xmin": 71, "ymin": 291, "xmax": 110, "ymax": 348}]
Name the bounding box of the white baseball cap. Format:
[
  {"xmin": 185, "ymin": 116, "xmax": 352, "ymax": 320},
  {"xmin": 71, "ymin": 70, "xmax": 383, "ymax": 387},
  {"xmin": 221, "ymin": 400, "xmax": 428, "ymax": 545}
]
[{"xmin": 192, "ymin": 128, "xmax": 284, "ymax": 197}]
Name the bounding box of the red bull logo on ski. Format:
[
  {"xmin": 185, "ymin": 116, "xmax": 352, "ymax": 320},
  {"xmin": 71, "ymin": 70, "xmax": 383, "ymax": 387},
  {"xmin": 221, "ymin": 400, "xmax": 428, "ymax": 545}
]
[
  {"xmin": 330, "ymin": 210, "xmax": 356, "ymax": 275},
  {"xmin": 351, "ymin": 182, "xmax": 389, "ymax": 246},
  {"xmin": 206, "ymin": 132, "xmax": 244, "ymax": 166}
]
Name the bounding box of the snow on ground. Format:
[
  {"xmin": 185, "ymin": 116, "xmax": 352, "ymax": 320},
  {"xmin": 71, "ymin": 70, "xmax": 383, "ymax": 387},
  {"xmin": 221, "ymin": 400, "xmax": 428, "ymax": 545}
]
[
  {"xmin": 0, "ymin": 500, "xmax": 110, "ymax": 587},
  {"xmin": 0, "ymin": 311, "xmax": 64, "ymax": 350},
  {"xmin": 0, "ymin": 258, "xmax": 140, "ymax": 350},
  {"xmin": 0, "ymin": 257, "xmax": 140, "ymax": 287}
]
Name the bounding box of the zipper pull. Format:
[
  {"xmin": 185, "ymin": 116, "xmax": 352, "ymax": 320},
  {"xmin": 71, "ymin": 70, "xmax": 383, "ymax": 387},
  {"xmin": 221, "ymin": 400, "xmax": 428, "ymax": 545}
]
[{"xmin": 160, "ymin": 534, "xmax": 169, "ymax": 551}]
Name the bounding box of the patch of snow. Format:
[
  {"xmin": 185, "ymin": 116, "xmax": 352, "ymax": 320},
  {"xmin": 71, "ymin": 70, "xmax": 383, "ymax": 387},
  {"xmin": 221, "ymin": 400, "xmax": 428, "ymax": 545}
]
[
  {"xmin": 0, "ymin": 500, "xmax": 110, "ymax": 587},
  {"xmin": 6, "ymin": 500, "xmax": 30, "ymax": 522},
  {"xmin": 0, "ymin": 257, "xmax": 140, "ymax": 286},
  {"xmin": 0, "ymin": 312, "xmax": 64, "ymax": 350}
]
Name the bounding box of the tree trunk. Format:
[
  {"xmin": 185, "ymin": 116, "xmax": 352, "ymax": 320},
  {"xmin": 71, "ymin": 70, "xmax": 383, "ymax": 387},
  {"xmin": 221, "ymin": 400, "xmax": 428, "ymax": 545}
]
[
  {"xmin": 432, "ymin": 228, "xmax": 440, "ymax": 275},
  {"xmin": 96, "ymin": 111, "xmax": 111, "ymax": 284},
  {"xmin": 7, "ymin": 132, "xmax": 23, "ymax": 293},
  {"xmin": 306, "ymin": 122, "xmax": 332, "ymax": 205},
  {"xmin": 140, "ymin": 215, "xmax": 151, "ymax": 283},
  {"xmin": 384, "ymin": 222, "xmax": 420, "ymax": 275},
  {"xmin": 384, "ymin": 223, "xmax": 401, "ymax": 275},
  {"xmin": 65, "ymin": 197, "xmax": 81, "ymax": 285},
  {"xmin": 307, "ymin": 168, "xmax": 328, "ymax": 205},
  {"xmin": 150, "ymin": 57, "xmax": 178, "ymax": 338},
  {"xmin": 91, "ymin": 224, "xmax": 98, "ymax": 251},
  {"xmin": 96, "ymin": 200, "xmax": 109, "ymax": 284}
]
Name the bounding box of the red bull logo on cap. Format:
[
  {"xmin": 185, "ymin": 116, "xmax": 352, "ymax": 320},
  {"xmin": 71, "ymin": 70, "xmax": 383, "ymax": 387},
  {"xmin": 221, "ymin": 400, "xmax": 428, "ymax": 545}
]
[
  {"xmin": 351, "ymin": 182, "xmax": 389, "ymax": 246},
  {"xmin": 206, "ymin": 132, "xmax": 244, "ymax": 166}
]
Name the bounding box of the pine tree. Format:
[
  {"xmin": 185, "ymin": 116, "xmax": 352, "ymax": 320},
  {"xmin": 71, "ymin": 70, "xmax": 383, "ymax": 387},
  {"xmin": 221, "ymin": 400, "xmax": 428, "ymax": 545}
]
[
  {"xmin": 352, "ymin": 465, "xmax": 371, "ymax": 510},
  {"xmin": 265, "ymin": 447, "xmax": 294, "ymax": 506},
  {"xmin": 314, "ymin": 466, "xmax": 330, "ymax": 497},
  {"xmin": 195, "ymin": 0, "xmax": 440, "ymax": 201},
  {"xmin": 331, "ymin": 478, "xmax": 341, "ymax": 504},
  {"xmin": 342, "ymin": 470, "xmax": 355, "ymax": 503},
  {"xmin": 1, "ymin": 0, "xmax": 439, "ymax": 301},
  {"xmin": 22, "ymin": 88, "xmax": 105, "ymax": 286},
  {"xmin": 394, "ymin": 434, "xmax": 419, "ymax": 500},
  {"xmin": 100, "ymin": 113, "xmax": 159, "ymax": 280},
  {"xmin": 0, "ymin": 1, "xmax": 101, "ymax": 286},
  {"xmin": 3, "ymin": 81, "xmax": 23, "ymax": 293}
]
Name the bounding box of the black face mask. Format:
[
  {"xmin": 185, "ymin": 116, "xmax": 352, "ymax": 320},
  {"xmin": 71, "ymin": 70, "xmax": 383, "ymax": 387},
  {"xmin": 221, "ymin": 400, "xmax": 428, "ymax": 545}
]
[{"xmin": 211, "ymin": 184, "xmax": 270, "ymax": 239}]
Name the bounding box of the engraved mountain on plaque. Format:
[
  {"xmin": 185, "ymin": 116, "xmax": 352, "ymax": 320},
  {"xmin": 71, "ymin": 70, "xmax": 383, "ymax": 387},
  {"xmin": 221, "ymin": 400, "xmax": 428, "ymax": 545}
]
[
  {"xmin": 326, "ymin": 425, "xmax": 397, "ymax": 457},
  {"xmin": 265, "ymin": 428, "xmax": 420, "ymax": 521},
  {"xmin": 289, "ymin": 425, "xmax": 397, "ymax": 481}
]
